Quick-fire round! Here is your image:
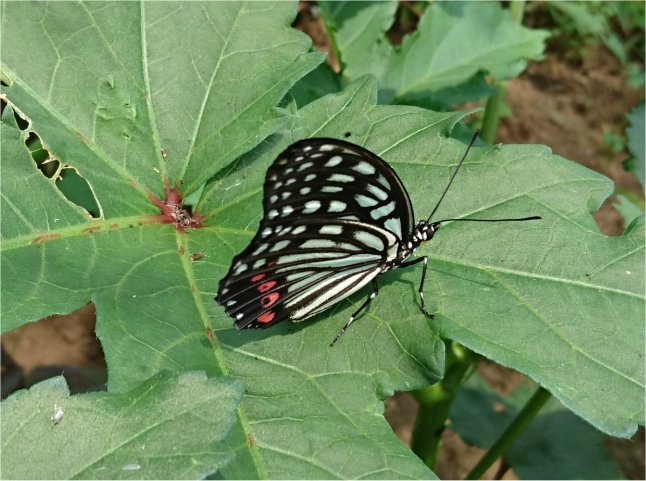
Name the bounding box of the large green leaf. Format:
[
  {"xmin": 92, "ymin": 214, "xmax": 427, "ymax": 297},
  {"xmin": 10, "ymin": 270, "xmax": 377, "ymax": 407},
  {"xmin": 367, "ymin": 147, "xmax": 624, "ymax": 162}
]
[
  {"xmin": 1, "ymin": 2, "xmax": 643, "ymax": 478},
  {"xmin": 1, "ymin": 372, "xmax": 242, "ymax": 479},
  {"xmin": 318, "ymin": 1, "xmax": 549, "ymax": 103},
  {"xmin": 198, "ymin": 76, "xmax": 643, "ymax": 438}
]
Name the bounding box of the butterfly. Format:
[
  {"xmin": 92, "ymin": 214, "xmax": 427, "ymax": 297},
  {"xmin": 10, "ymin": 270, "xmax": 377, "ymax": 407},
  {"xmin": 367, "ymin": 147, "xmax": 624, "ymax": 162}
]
[{"xmin": 216, "ymin": 132, "xmax": 539, "ymax": 346}]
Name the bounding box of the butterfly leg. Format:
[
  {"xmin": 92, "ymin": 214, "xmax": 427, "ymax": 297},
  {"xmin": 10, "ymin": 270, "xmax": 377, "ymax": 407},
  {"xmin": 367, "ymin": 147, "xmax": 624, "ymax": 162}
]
[
  {"xmin": 399, "ymin": 256, "xmax": 434, "ymax": 319},
  {"xmin": 330, "ymin": 278, "xmax": 379, "ymax": 347}
]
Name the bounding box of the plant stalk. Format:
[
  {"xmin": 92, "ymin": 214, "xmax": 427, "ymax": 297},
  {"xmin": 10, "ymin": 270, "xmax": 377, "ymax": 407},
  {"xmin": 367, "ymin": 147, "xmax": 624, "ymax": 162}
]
[
  {"xmin": 411, "ymin": 343, "xmax": 477, "ymax": 468},
  {"xmin": 465, "ymin": 386, "xmax": 552, "ymax": 480},
  {"xmin": 479, "ymin": 0, "xmax": 527, "ymax": 144}
]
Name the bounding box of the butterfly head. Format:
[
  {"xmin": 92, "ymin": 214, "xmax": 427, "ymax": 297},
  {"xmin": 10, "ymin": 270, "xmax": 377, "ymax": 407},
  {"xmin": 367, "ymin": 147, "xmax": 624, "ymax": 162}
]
[{"xmin": 412, "ymin": 220, "xmax": 440, "ymax": 245}]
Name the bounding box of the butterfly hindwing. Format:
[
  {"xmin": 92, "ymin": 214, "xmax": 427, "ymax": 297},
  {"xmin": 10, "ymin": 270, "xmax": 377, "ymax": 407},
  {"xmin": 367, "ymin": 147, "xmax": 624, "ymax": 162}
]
[{"xmin": 217, "ymin": 219, "xmax": 399, "ymax": 329}]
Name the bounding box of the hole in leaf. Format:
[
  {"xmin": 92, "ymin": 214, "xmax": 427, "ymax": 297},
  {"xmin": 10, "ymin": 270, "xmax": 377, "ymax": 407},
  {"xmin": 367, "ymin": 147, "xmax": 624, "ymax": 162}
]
[
  {"xmin": 56, "ymin": 168, "xmax": 101, "ymax": 218},
  {"xmin": 1, "ymin": 303, "xmax": 107, "ymax": 399},
  {"xmin": 9, "ymin": 118, "xmax": 101, "ymax": 218},
  {"xmin": 28, "ymin": 132, "xmax": 61, "ymax": 178}
]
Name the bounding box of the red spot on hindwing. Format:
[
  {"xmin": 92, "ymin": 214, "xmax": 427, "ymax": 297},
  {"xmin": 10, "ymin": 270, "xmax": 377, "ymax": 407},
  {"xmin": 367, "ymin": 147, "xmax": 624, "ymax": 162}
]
[
  {"xmin": 251, "ymin": 273, "xmax": 265, "ymax": 282},
  {"xmin": 261, "ymin": 292, "xmax": 279, "ymax": 307},
  {"xmin": 257, "ymin": 311, "xmax": 275, "ymax": 324},
  {"xmin": 257, "ymin": 280, "xmax": 276, "ymax": 293}
]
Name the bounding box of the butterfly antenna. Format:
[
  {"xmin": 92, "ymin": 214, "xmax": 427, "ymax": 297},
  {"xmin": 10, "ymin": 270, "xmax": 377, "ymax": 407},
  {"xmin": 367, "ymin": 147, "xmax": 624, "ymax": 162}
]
[
  {"xmin": 426, "ymin": 130, "xmax": 480, "ymax": 222},
  {"xmin": 432, "ymin": 215, "xmax": 542, "ymax": 226}
]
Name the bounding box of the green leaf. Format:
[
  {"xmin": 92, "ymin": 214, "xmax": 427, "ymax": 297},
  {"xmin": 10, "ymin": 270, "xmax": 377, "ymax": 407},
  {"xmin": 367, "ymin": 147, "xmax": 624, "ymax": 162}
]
[
  {"xmin": 450, "ymin": 374, "xmax": 625, "ymax": 479},
  {"xmin": 1, "ymin": 372, "xmax": 242, "ymax": 479},
  {"xmin": 624, "ymin": 102, "xmax": 645, "ymax": 185},
  {"xmin": 318, "ymin": 1, "xmax": 397, "ymax": 81},
  {"xmin": 289, "ymin": 62, "xmax": 341, "ymax": 108},
  {"xmin": 549, "ymin": 1, "xmax": 608, "ymax": 36},
  {"xmin": 0, "ymin": 1, "xmax": 323, "ymax": 215},
  {"xmin": 1, "ymin": 1, "xmax": 643, "ymax": 477},
  {"xmin": 319, "ymin": 1, "xmax": 549, "ymax": 103},
  {"xmin": 202, "ymin": 76, "xmax": 643, "ymax": 442},
  {"xmin": 616, "ymin": 194, "xmax": 644, "ymax": 229}
]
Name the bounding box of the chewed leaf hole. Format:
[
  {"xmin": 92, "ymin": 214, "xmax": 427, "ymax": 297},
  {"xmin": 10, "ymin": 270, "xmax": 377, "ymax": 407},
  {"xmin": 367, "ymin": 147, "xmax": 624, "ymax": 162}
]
[
  {"xmin": 56, "ymin": 168, "xmax": 101, "ymax": 218},
  {"xmin": 27, "ymin": 132, "xmax": 60, "ymax": 178},
  {"xmin": 21, "ymin": 127, "xmax": 101, "ymax": 218}
]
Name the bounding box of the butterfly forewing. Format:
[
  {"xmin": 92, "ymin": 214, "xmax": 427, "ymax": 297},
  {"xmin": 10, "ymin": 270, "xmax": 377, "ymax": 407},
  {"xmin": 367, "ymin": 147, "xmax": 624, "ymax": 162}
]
[
  {"xmin": 217, "ymin": 138, "xmax": 415, "ymax": 330},
  {"xmin": 263, "ymin": 139, "xmax": 414, "ymax": 242}
]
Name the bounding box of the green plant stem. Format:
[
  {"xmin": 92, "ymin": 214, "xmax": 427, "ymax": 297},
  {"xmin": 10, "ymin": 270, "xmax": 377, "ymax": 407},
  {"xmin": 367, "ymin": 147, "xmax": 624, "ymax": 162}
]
[
  {"xmin": 479, "ymin": 0, "xmax": 526, "ymax": 144},
  {"xmin": 465, "ymin": 386, "xmax": 552, "ymax": 480},
  {"xmin": 479, "ymin": 82, "xmax": 506, "ymax": 144},
  {"xmin": 509, "ymin": 0, "xmax": 527, "ymax": 23},
  {"xmin": 410, "ymin": 342, "xmax": 477, "ymax": 468}
]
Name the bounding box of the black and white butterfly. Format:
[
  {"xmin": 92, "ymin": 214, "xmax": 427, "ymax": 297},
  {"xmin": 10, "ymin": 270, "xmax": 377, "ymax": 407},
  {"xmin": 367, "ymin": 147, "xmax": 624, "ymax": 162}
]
[{"xmin": 216, "ymin": 132, "xmax": 539, "ymax": 346}]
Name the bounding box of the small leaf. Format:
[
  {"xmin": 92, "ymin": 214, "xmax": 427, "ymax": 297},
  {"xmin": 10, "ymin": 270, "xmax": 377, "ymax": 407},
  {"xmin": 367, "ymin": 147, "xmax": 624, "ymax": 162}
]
[
  {"xmin": 616, "ymin": 194, "xmax": 644, "ymax": 229},
  {"xmin": 1, "ymin": 372, "xmax": 242, "ymax": 479},
  {"xmin": 319, "ymin": 2, "xmax": 549, "ymax": 103}
]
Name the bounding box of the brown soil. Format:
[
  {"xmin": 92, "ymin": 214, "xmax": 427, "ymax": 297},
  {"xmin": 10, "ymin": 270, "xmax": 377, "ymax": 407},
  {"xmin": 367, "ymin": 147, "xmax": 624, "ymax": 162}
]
[{"xmin": 2, "ymin": 3, "xmax": 644, "ymax": 480}]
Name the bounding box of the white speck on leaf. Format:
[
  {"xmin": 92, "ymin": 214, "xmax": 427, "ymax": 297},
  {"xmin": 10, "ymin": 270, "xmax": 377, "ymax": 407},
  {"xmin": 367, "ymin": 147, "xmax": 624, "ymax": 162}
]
[
  {"xmin": 51, "ymin": 403, "xmax": 64, "ymax": 425},
  {"xmin": 626, "ymin": 270, "xmax": 632, "ymax": 275},
  {"xmin": 122, "ymin": 463, "xmax": 141, "ymax": 471}
]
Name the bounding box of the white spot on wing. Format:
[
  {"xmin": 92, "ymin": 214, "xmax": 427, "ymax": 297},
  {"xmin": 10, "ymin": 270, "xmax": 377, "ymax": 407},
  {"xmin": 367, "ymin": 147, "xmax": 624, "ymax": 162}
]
[
  {"xmin": 268, "ymin": 209, "xmax": 278, "ymax": 219},
  {"xmin": 304, "ymin": 200, "xmax": 322, "ymax": 213},
  {"xmin": 300, "ymin": 239, "xmax": 337, "ymax": 249},
  {"xmin": 319, "ymin": 144, "xmax": 336, "ymax": 151},
  {"xmin": 233, "ymin": 263, "xmax": 248, "ymax": 275},
  {"xmin": 298, "ymin": 161, "xmax": 313, "ymax": 171},
  {"xmin": 384, "ymin": 218, "xmax": 403, "ymax": 238},
  {"xmin": 305, "ymin": 174, "xmax": 316, "ymax": 182},
  {"xmin": 322, "ymin": 186, "xmax": 342, "ymax": 193},
  {"xmin": 300, "ymin": 187, "xmax": 311, "ymax": 195},
  {"xmin": 328, "ymin": 201, "xmax": 346, "ymax": 213},
  {"xmin": 282, "ymin": 205, "xmax": 294, "ymax": 216},
  {"xmin": 366, "ymin": 183, "xmax": 388, "ymax": 200},
  {"xmin": 353, "ymin": 161, "xmax": 376, "ymax": 175},
  {"xmin": 376, "ymin": 174, "xmax": 390, "ymax": 189},
  {"xmin": 319, "ymin": 225, "xmax": 343, "ymax": 235},
  {"xmin": 329, "ymin": 173, "xmax": 354, "ymax": 183},
  {"xmin": 355, "ymin": 194, "xmax": 378, "ymax": 207},
  {"xmin": 270, "ymin": 240, "xmax": 290, "ymax": 252},
  {"xmin": 292, "ymin": 225, "xmax": 306, "ymax": 235},
  {"xmin": 253, "ymin": 243, "xmax": 269, "ymax": 255},
  {"xmin": 325, "ymin": 155, "xmax": 343, "ymax": 167},
  {"xmin": 354, "ymin": 231, "xmax": 384, "ymax": 250},
  {"xmin": 371, "ymin": 201, "xmax": 396, "ymax": 219}
]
